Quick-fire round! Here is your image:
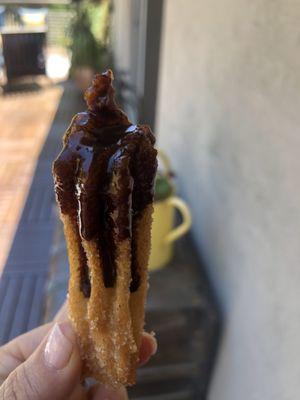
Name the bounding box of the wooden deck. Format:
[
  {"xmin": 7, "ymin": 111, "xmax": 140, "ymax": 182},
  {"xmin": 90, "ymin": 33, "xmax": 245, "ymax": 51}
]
[{"xmin": 0, "ymin": 84, "xmax": 63, "ymax": 273}]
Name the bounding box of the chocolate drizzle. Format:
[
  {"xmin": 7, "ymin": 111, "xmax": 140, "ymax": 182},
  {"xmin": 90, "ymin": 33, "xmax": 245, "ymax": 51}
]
[{"xmin": 53, "ymin": 70, "xmax": 157, "ymax": 296}]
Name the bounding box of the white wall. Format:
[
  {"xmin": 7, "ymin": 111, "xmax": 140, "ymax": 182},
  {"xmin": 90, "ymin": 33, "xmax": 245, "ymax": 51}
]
[
  {"xmin": 112, "ymin": 0, "xmax": 148, "ymax": 122},
  {"xmin": 155, "ymin": 1, "xmax": 300, "ymax": 399},
  {"xmin": 111, "ymin": 0, "xmax": 131, "ymax": 72}
]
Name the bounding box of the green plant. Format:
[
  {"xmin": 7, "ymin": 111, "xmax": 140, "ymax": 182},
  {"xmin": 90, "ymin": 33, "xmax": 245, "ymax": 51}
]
[
  {"xmin": 88, "ymin": 0, "xmax": 110, "ymax": 45},
  {"xmin": 68, "ymin": 1, "xmax": 111, "ymax": 74},
  {"xmin": 68, "ymin": 6, "xmax": 99, "ymax": 73},
  {"xmin": 154, "ymin": 173, "xmax": 175, "ymax": 202}
]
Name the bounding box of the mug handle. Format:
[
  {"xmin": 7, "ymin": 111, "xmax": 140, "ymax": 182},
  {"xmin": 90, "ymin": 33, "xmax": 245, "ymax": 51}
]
[{"xmin": 164, "ymin": 196, "xmax": 192, "ymax": 244}]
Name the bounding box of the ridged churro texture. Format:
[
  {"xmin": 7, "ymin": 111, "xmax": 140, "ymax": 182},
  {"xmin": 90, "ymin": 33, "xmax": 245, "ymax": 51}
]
[
  {"xmin": 62, "ymin": 205, "xmax": 153, "ymax": 386},
  {"xmin": 53, "ymin": 71, "xmax": 157, "ymax": 386}
]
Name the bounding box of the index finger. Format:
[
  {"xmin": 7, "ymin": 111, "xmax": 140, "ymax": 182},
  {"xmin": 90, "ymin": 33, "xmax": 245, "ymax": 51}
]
[{"xmin": 0, "ymin": 322, "xmax": 53, "ymax": 384}]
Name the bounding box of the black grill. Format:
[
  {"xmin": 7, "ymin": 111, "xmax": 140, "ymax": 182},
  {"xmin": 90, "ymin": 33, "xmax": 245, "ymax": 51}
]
[{"xmin": 1, "ymin": 30, "xmax": 46, "ymax": 81}]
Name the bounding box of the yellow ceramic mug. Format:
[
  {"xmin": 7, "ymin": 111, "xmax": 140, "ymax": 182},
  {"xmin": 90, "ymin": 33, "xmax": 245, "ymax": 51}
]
[{"xmin": 149, "ymin": 196, "xmax": 192, "ymax": 271}]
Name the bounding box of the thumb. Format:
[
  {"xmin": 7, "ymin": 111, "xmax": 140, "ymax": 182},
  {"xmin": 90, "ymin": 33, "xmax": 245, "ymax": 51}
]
[{"xmin": 0, "ymin": 321, "xmax": 82, "ymax": 400}]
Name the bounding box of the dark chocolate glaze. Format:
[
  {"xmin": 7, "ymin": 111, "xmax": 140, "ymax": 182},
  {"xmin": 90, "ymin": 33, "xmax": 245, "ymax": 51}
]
[{"xmin": 53, "ymin": 70, "xmax": 157, "ymax": 296}]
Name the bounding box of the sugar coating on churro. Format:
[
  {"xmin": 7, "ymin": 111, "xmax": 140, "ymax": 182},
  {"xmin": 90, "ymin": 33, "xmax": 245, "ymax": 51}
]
[{"xmin": 52, "ymin": 70, "xmax": 157, "ymax": 386}]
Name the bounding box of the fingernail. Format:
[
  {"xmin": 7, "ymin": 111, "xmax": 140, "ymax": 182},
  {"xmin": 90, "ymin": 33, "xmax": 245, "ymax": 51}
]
[
  {"xmin": 147, "ymin": 332, "xmax": 158, "ymax": 355},
  {"xmin": 150, "ymin": 336, "xmax": 158, "ymax": 355},
  {"xmin": 44, "ymin": 322, "xmax": 74, "ymax": 370}
]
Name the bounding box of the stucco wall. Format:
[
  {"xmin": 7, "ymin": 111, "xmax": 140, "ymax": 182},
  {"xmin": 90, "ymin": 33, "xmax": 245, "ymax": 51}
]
[
  {"xmin": 155, "ymin": 1, "xmax": 300, "ymax": 399},
  {"xmin": 111, "ymin": 0, "xmax": 131, "ymax": 72},
  {"xmin": 112, "ymin": 0, "xmax": 148, "ymax": 121}
]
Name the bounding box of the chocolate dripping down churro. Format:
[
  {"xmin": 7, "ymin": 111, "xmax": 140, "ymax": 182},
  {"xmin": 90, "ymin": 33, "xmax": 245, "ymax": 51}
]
[{"xmin": 53, "ymin": 70, "xmax": 157, "ymax": 386}]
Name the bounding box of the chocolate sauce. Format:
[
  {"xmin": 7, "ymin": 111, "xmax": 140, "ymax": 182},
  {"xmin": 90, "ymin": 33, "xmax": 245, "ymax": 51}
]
[{"xmin": 53, "ymin": 70, "xmax": 157, "ymax": 296}]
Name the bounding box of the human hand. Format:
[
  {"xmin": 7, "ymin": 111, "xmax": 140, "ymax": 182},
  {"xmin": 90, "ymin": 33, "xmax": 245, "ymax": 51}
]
[{"xmin": 0, "ymin": 303, "xmax": 157, "ymax": 400}]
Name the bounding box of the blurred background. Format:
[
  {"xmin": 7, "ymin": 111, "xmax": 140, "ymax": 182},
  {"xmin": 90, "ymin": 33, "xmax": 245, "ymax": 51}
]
[{"xmin": 0, "ymin": 0, "xmax": 299, "ymax": 399}]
